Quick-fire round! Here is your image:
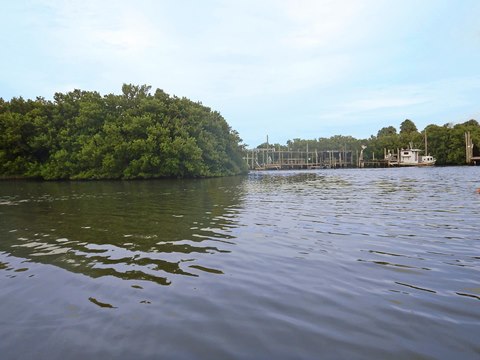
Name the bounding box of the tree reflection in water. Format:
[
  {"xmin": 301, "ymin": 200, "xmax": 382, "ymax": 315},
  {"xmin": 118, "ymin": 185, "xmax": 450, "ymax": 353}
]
[{"xmin": 0, "ymin": 176, "xmax": 246, "ymax": 286}]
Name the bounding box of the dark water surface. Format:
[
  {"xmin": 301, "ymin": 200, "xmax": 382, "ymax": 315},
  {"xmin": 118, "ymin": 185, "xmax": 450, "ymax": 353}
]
[{"xmin": 1, "ymin": 167, "xmax": 479, "ymax": 359}]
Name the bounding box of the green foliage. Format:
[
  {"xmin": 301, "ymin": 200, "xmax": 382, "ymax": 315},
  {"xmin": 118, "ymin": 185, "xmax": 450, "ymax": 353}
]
[
  {"xmin": 377, "ymin": 126, "xmax": 397, "ymax": 137},
  {"xmin": 283, "ymin": 135, "xmax": 362, "ymax": 153},
  {"xmin": 399, "ymin": 119, "xmax": 418, "ymax": 134},
  {"xmin": 0, "ymin": 85, "xmax": 248, "ymax": 179}
]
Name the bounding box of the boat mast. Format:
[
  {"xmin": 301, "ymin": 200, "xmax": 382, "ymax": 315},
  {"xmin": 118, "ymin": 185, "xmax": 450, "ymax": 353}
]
[{"xmin": 424, "ymin": 130, "xmax": 428, "ymax": 155}]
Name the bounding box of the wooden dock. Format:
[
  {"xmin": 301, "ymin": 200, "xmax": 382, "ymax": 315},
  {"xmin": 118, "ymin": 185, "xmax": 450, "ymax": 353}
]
[
  {"xmin": 244, "ymin": 148, "xmax": 355, "ymax": 170},
  {"xmin": 465, "ymin": 131, "xmax": 480, "ymax": 165}
]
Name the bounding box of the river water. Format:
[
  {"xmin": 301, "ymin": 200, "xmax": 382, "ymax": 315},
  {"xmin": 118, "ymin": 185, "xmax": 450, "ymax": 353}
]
[{"xmin": 0, "ymin": 167, "xmax": 479, "ymax": 359}]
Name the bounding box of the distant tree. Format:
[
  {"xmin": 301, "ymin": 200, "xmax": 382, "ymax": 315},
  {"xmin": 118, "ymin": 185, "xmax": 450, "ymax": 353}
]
[
  {"xmin": 377, "ymin": 126, "xmax": 397, "ymax": 137},
  {"xmin": 399, "ymin": 119, "xmax": 418, "ymax": 134},
  {"xmin": 256, "ymin": 142, "xmax": 270, "ymax": 149},
  {"xmin": 397, "ymin": 119, "xmax": 421, "ymax": 148},
  {"xmin": 461, "ymin": 119, "xmax": 479, "ymax": 128},
  {"xmin": 424, "ymin": 124, "xmax": 450, "ymax": 165}
]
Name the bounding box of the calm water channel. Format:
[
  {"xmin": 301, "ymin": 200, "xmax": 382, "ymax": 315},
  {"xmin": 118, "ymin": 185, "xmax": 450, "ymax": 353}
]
[{"xmin": 1, "ymin": 167, "xmax": 479, "ymax": 359}]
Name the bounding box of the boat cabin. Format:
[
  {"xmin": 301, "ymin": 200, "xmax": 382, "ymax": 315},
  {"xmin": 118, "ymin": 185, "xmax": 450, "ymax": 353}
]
[{"xmin": 400, "ymin": 148, "xmax": 421, "ymax": 165}]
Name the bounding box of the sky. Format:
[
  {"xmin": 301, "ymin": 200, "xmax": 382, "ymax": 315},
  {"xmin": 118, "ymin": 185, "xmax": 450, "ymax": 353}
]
[{"xmin": 1, "ymin": 0, "xmax": 479, "ymax": 147}]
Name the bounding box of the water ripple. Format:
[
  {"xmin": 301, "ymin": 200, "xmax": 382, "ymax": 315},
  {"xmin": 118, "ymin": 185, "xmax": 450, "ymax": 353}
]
[{"xmin": 1, "ymin": 168, "xmax": 480, "ymax": 358}]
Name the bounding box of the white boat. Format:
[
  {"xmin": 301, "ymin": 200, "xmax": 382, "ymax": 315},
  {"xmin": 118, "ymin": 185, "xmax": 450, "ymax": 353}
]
[{"xmin": 385, "ymin": 144, "xmax": 436, "ymax": 166}]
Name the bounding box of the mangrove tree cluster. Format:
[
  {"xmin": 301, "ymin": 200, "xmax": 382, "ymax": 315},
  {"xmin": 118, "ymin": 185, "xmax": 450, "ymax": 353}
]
[{"xmin": 0, "ymin": 84, "xmax": 248, "ymax": 179}]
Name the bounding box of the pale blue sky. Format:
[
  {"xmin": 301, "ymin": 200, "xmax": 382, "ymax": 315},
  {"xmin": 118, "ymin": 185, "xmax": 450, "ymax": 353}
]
[{"xmin": 1, "ymin": 0, "xmax": 479, "ymax": 146}]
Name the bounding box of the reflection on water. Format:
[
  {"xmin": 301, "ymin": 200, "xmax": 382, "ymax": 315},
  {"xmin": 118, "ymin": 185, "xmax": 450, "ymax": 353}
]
[
  {"xmin": 0, "ymin": 177, "xmax": 244, "ymax": 285},
  {"xmin": 1, "ymin": 167, "xmax": 480, "ymax": 359}
]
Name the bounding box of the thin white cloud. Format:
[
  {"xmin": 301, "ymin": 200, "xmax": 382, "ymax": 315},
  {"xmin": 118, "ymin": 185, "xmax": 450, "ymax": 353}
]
[
  {"xmin": 147, "ymin": 0, "xmax": 369, "ymax": 101},
  {"xmin": 349, "ymin": 97, "xmax": 428, "ymax": 111},
  {"xmin": 344, "ymin": 76, "xmax": 477, "ymax": 109},
  {"xmin": 280, "ymin": 0, "xmax": 374, "ymax": 50},
  {"xmin": 46, "ymin": 1, "xmax": 157, "ymax": 57}
]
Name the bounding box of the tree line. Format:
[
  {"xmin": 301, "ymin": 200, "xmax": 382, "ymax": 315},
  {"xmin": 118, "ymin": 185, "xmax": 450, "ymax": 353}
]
[
  {"xmin": 256, "ymin": 119, "xmax": 480, "ymax": 165},
  {"xmin": 0, "ymin": 84, "xmax": 248, "ymax": 179}
]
